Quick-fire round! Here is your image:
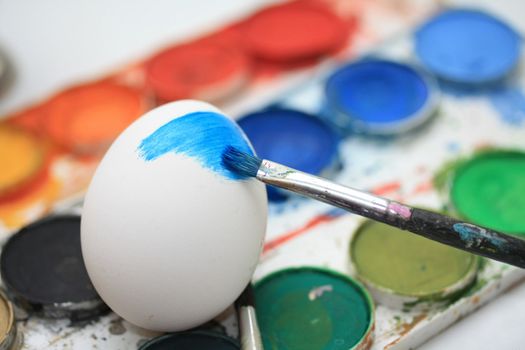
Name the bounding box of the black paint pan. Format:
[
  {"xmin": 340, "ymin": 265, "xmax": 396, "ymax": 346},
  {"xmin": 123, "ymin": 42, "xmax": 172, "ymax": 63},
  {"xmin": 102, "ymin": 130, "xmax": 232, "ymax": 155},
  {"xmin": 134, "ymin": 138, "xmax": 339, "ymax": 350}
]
[
  {"xmin": 139, "ymin": 331, "xmax": 240, "ymax": 350},
  {"xmin": 0, "ymin": 215, "xmax": 108, "ymax": 321}
]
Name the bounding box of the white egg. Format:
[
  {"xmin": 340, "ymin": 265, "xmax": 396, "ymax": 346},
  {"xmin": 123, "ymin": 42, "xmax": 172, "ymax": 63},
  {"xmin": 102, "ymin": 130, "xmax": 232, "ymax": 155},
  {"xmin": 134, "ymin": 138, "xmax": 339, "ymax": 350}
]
[{"xmin": 81, "ymin": 100, "xmax": 267, "ymax": 331}]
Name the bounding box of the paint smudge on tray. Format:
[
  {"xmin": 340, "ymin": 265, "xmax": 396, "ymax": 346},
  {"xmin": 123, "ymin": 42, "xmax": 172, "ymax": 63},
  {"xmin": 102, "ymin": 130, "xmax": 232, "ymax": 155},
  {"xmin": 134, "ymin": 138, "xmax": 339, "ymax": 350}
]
[
  {"xmin": 489, "ymin": 87, "xmax": 525, "ymax": 126},
  {"xmin": 263, "ymin": 208, "xmax": 345, "ymax": 254}
]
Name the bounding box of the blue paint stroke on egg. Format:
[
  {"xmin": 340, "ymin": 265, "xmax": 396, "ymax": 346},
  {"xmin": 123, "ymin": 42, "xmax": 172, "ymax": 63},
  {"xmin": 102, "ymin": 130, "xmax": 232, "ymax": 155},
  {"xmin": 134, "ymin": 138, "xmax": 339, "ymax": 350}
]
[
  {"xmin": 453, "ymin": 223, "xmax": 507, "ymax": 251},
  {"xmin": 489, "ymin": 87, "xmax": 525, "ymax": 126},
  {"xmin": 137, "ymin": 111, "xmax": 253, "ymax": 180}
]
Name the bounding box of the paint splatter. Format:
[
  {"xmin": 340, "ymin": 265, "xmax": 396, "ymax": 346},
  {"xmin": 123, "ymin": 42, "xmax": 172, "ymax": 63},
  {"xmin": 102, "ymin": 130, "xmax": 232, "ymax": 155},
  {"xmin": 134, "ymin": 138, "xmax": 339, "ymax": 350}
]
[
  {"xmin": 372, "ymin": 181, "xmax": 401, "ymax": 196},
  {"xmin": 308, "ymin": 285, "xmax": 333, "ymax": 300},
  {"xmin": 263, "ymin": 208, "xmax": 345, "ymax": 254},
  {"xmin": 109, "ymin": 318, "xmax": 126, "ymax": 335},
  {"xmin": 137, "ymin": 111, "xmax": 253, "ymax": 180},
  {"xmin": 489, "ymin": 87, "xmax": 525, "ymax": 126}
]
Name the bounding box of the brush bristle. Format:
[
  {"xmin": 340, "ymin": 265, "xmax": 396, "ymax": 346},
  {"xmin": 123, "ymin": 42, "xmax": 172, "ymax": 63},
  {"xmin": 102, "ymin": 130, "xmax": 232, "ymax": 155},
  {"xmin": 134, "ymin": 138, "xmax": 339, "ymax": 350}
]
[{"xmin": 222, "ymin": 146, "xmax": 262, "ymax": 179}]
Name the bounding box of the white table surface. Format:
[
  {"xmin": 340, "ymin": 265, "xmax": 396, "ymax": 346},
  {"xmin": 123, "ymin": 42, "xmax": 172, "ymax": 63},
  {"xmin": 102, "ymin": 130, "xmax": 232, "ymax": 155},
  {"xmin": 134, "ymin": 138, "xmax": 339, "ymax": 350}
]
[{"xmin": 1, "ymin": 1, "xmax": 524, "ymax": 349}]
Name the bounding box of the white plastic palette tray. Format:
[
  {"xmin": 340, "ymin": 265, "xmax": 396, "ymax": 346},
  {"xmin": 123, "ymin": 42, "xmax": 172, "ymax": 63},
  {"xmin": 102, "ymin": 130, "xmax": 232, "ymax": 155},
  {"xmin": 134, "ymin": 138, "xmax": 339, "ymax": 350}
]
[{"xmin": 11, "ymin": 5, "xmax": 525, "ymax": 350}]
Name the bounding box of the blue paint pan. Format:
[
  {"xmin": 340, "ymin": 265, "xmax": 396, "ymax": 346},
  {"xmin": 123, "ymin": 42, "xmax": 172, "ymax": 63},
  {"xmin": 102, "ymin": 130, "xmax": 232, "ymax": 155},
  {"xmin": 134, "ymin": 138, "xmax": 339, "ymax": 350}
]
[
  {"xmin": 324, "ymin": 59, "xmax": 439, "ymax": 135},
  {"xmin": 238, "ymin": 108, "xmax": 340, "ymax": 201},
  {"xmin": 139, "ymin": 331, "xmax": 240, "ymax": 350},
  {"xmin": 415, "ymin": 9, "xmax": 521, "ymax": 84}
]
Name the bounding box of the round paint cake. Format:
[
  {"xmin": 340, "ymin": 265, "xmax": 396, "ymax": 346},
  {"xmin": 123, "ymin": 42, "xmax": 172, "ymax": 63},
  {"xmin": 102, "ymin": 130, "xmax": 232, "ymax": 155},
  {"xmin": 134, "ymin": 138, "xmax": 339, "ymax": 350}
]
[
  {"xmin": 255, "ymin": 267, "xmax": 374, "ymax": 350},
  {"xmin": 238, "ymin": 108, "xmax": 340, "ymax": 201},
  {"xmin": 0, "ymin": 215, "xmax": 107, "ymax": 320},
  {"xmin": 450, "ymin": 150, "xmax": 525, "ymax": 236},
  {"xmin": 415, "ymin": 9, "xmax": 521, "ymax": 84},
  {"xmin": 44, "ymin": 81, "xmax": 146, "ymax": 154},
  {"xmin": 350, "ymin": 220, "xmax": 478, "ymax": 310},
  {"xmin": 324, "ymin": 59, "xmax": 439, "ymax": 134},
  {"xmin": 146, "ymin": 42, "xmax": 249, "ymax": 103},
  {"xmin": 242, "ymin": 2, "xmax": 348, "ymax": 62}
]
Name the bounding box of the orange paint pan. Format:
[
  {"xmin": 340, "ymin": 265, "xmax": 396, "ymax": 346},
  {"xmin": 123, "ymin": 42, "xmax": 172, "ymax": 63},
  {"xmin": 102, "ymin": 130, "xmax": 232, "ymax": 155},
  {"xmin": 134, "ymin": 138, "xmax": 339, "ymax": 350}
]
[{"xmin": 44, "ymin": 81, "xmax": 147, "ymax": 154}]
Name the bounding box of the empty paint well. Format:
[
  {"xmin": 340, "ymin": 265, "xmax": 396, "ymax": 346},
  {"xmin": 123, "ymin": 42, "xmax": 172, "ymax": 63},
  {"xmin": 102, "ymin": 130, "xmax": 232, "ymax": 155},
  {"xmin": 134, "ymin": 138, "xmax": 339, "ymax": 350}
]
[
  {"xmin": 449, "ymin": 150, "xmax": 525, "ymax": 236},
  {"xmin": 324, "ymin": 59, "xmax": 439, "ymax": 135},
  {"xmin": 415, "ymin": 9, "xmax": 521, "ymax": 84},
  {"xmin": 237, "ymin": 108, "xmax": 340, "ymax": 201},
  {"xmin": 138, "ymin": 331, "xmax": 240, "ymax": 350},
  {"xmin": 254, "ymin": 267, "xmax": 374, "ymax": 350},
  {"xmin": 350, "ymin": 220, "xmax": 478, "ymax": 310},
  {"xmin": 0, "ymin": 215, "xmax": 108, "ymax": 320}
]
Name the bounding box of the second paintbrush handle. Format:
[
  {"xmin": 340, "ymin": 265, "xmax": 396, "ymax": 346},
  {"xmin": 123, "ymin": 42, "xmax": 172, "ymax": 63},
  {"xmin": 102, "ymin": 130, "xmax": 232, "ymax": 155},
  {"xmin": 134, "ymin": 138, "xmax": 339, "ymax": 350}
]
[{"xmin": 257, "ymin": 159, "xmax": 525, "ymax": 268}]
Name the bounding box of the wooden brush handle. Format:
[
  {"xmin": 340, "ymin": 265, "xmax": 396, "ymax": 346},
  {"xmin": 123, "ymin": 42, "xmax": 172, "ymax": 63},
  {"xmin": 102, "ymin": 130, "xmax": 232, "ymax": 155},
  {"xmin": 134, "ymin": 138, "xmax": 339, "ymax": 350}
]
[{"xmin": 402, "ymin": 208, "xmax": 525, "ymax": 268}]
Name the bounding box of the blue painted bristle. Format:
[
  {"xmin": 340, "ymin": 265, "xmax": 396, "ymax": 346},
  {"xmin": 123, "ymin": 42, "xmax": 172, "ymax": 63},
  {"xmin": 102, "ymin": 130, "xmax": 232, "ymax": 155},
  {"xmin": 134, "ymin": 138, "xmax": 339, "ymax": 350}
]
[{"xmin": 222, "ymin": 146, "xmax": 261, "ymax": 179}]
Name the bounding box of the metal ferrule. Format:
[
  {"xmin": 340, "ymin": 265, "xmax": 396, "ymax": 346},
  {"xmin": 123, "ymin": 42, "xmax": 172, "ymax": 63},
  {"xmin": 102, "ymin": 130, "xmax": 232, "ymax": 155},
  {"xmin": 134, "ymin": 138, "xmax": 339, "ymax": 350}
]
[{"xmin": 257, "ymin": 159, "xmax": 411, "ymax": 223}]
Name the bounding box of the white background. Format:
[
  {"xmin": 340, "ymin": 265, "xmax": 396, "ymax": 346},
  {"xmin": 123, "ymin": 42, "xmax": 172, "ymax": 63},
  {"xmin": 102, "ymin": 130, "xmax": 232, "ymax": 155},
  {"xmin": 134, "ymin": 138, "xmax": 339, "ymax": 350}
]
[{"xmin": 1, "ymin": 1, "xmax": 524, "ymax": 349}]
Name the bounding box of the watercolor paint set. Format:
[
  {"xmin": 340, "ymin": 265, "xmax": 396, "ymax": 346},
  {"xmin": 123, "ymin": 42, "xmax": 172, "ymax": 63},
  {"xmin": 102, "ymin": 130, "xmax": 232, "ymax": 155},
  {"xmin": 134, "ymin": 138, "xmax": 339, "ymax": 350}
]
[
  {"xmin": 1, "ymin": 0, "xmax": 525, "ymax": 349},
  {"xmin": 0, "ymin": 0, "xmax": 437, "ymax": 237}
]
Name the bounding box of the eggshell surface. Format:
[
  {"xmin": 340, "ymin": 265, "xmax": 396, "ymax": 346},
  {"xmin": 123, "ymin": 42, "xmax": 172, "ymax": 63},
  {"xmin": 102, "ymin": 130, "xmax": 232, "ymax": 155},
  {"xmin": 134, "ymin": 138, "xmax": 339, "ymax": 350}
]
[{"xmin": 81, "ymin": 100, "xmax": 267, "ymax": 331}]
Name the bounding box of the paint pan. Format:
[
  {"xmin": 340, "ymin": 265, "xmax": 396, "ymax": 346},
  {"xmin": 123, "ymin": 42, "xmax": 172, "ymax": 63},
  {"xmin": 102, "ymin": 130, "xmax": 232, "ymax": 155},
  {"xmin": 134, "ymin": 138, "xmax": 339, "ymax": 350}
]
[
  {"xmin": 254, "ymin": 267, "xmax": 374, "ymax": 350},
  {"xmin": 138, "ymin": 331, "xmax": 240, "ymax": 350},
  {"xmin": 324, "ymin": 59, "xmax": 439, "ymax": 135},
  {"xmin": 449, "ymin": 150, "xmax": 525, "ymax": 236},
  {"xmin": 241, "ymin": 1, "xmax": 348, "ymax": 62},
  {"xmin": 44, "ymin": 81, "xmax": 146, "ymax": 155},
  {"xmin": 0, "ymin": 292, "xmax": 21, "ymax": 350},
  {"xmin": 415, "ymin": 9, "xmax": 521, "ymax": 85},
  {"xmin": 350, "ymin": 220, "xmax": 478, "ymax": 311},
  {"xmin": 237, "ymin": 108, "xmax": 340, "ymax": 201},
  {"xmin": 0, "ymin": 215, "xmax": 108, "ymax": 321},
  {"xmin": 146, "ymin": 42, "xmax": 249, "ymax": 103},
  {"xmin": 0, "ymin": 123, "xmax": 47, "ymax": 204}
]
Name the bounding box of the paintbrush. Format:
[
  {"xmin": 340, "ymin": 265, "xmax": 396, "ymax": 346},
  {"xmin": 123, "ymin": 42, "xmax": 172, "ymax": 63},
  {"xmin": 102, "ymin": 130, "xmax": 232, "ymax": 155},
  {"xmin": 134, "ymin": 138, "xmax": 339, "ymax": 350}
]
[
  {"xmin": 222, "ymin": 146, "xmax": 525, "ymax": 269},
  {"xmin": 235, "ymin": 284, "xmax": 264, "ymax": 350}
]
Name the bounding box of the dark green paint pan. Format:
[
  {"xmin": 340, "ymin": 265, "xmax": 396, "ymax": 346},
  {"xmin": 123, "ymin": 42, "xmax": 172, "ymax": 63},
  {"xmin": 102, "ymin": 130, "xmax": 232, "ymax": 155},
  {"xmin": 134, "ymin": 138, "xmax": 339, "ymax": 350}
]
[{"xmin": 254, "ymin": 267, "xmax": 374, "ymax": 350}]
